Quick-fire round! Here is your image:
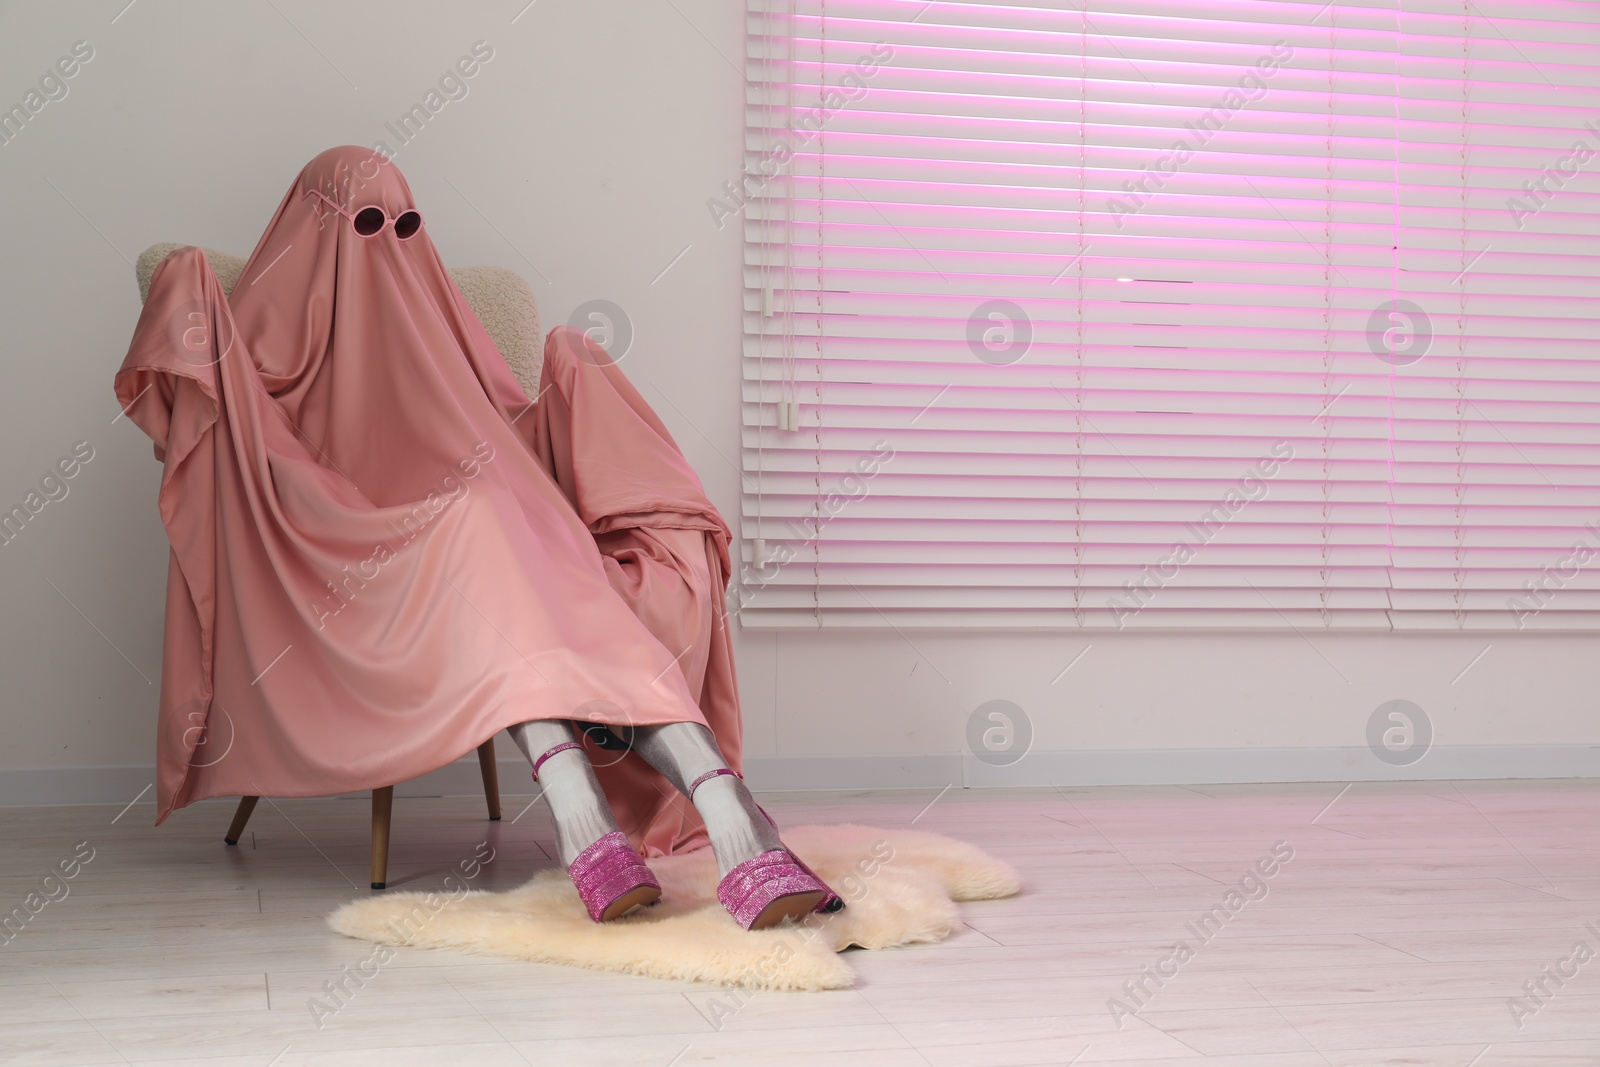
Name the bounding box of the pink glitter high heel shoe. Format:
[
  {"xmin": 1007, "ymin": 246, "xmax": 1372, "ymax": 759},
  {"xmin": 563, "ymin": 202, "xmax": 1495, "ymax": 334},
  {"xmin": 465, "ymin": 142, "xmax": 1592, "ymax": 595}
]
[
  {"xmin": 533, "ymin": 741, "xmax": 661, "ymax": 923},
  {"xmin": 567, "ymin": 831, "xmax": 662, "ymax": 922},
  {"xmin": 689, "ymin": 768, "xmax": 843, "ymax": 930}
]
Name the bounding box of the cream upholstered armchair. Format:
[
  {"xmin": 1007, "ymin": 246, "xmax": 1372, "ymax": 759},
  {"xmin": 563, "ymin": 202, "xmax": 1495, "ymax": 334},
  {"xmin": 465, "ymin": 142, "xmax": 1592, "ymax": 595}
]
[{"xmin": 134, "ymin": 242, "xmax": 542, "ymax": 889}]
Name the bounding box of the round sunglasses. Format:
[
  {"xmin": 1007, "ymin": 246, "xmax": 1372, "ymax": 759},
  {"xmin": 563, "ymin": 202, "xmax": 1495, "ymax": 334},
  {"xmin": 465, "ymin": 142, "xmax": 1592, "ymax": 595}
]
[{"xmin": 302, "ymin": 187, "xmax": 423, "ymax": 240}]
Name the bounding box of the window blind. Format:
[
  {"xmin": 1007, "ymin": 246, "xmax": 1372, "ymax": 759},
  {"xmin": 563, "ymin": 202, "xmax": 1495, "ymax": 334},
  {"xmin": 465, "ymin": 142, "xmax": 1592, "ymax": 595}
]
[{"xmin": 737, "ymin": 0, "xmax": 1600, "ymax": 630}]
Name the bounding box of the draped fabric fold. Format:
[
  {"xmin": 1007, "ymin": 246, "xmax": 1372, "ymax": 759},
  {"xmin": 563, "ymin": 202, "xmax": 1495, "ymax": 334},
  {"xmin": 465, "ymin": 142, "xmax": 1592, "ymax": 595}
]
[
  {"xmin": 113, "ymin": 146, "xmax": 738, "ymax": 855},
  {"xmin": 533, "ymin": 328, "xmax": 742, "ymax": 855}
]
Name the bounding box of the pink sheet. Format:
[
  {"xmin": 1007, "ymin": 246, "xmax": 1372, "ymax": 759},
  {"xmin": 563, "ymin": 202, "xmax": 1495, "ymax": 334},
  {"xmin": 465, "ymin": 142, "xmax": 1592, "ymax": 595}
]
[{"xmin": 113, "ymin": 146, "xmax": 739, "ymax": 855}]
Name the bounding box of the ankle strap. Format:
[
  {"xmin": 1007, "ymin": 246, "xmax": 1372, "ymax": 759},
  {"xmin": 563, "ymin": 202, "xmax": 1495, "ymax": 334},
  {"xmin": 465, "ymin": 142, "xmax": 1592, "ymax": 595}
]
[
  {"xmin": 687, "ymin": 767, "xmax": 742, "ymax": 799},
  {"xmin": 532, "ymin": 741, "xmax": 583, "ymax": 782}
]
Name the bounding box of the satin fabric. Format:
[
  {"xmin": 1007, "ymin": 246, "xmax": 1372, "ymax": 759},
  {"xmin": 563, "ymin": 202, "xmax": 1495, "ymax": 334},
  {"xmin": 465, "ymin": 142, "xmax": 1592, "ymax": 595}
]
[{"xmin": 114, "ymin": 146, "xmax": 739, "ymax": 855}]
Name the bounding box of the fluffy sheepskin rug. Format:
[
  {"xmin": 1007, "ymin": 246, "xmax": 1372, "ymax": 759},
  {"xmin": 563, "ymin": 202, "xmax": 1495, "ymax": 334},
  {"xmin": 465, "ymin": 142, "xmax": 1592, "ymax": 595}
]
[{"xmin": 327, "ymin": 824, "xmax": 1020, "ymax": 991}]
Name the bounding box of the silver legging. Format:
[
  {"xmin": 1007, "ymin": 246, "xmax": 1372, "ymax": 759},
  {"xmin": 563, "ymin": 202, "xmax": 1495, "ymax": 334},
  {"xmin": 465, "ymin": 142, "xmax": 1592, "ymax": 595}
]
[{"xmin": 508, "ymin": 719, "xmax": 780, "ymax": 875}]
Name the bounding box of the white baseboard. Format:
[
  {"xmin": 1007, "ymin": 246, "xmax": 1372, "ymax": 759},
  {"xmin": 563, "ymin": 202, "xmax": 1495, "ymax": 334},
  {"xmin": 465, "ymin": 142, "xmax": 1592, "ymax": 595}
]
[{"xmin": 3, "ymin": 745, "xmax": 1598, "ymax": 809}]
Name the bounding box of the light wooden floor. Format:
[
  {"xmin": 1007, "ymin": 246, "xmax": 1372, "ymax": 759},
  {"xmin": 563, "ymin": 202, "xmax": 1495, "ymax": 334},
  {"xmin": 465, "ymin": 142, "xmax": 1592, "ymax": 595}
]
[{"xmin": 2, "ymin": 780, "xmax": 1598, "ymax": 1066}]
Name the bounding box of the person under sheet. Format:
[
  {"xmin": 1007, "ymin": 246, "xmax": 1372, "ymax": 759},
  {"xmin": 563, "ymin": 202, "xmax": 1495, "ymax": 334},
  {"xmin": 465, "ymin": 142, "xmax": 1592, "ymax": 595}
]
[{"xmin": 114, "ymin": 145, "xmax": 837, "ymax": 928}]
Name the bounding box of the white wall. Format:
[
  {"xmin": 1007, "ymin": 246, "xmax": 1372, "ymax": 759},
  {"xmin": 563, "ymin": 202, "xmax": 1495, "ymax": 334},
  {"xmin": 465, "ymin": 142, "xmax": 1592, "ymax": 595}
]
[{"xmin": 1, "ymin": 0, "xmax": 1594, "ymax": 806}]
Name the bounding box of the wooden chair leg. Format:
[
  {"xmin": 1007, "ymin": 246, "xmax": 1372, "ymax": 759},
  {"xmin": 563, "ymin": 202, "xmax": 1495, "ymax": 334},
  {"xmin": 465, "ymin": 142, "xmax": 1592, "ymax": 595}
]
[
  {"xmin": 224, "ymin": 796, "xmax": 259, "ymax": 845},
  {"xmin": 477, "ymin": 737, "xmax": 502, "ymax": 821},
  {"xmin": 371, "ymin": 785, "xmax": 394, "ymax": 890}
]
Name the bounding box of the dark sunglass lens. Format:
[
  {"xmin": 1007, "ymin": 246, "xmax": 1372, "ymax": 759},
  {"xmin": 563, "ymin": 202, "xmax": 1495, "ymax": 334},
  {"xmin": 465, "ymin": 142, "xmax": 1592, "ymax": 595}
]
[
  {"xmin": 394, "ymin": 210, "xmax": 422, "ymax": 240},
  {"xmin": 353, "ymin": 206, "xmax": 386, "ymax": 236}
]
